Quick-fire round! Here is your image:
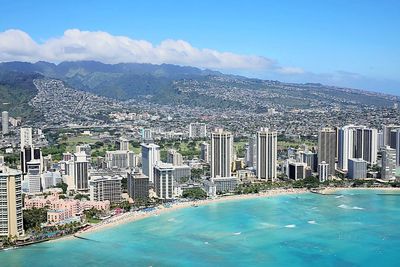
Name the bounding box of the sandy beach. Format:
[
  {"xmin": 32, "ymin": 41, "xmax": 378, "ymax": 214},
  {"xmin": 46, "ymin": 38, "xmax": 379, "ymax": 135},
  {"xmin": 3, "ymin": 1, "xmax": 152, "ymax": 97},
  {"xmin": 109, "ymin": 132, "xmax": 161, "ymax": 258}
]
[
  {"xmin": 71, "ymin": 188, "xmax": 309, "ymax": 238},
  {"xmin": 320, "ymin": 186, "xmax": 400, "ymax": 194}
]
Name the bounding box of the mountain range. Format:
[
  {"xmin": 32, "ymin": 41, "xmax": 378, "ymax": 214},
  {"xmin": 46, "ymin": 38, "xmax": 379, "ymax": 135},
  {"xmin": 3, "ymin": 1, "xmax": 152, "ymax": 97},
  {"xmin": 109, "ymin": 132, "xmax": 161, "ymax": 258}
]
[{"xmin": 0, "ymin": 61, "xmax": 398, "ymax": 119}]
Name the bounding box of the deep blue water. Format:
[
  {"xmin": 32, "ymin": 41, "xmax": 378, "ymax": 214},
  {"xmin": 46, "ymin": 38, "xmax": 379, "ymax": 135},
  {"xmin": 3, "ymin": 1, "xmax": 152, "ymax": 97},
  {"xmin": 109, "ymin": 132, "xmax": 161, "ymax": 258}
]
[{"xmin": 1, "ymin": 190, "xmax": 400, "ymax": 267}]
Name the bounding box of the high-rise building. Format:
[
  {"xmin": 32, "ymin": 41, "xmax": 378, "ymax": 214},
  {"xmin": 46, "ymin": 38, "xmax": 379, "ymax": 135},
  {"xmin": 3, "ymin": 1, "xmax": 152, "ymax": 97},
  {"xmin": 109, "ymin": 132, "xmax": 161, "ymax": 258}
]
[
  {"xmin": 76, "ymin": 144, "xmax": 91, "ymax": 157},
  {"xmin": 318, "ymin": 128, "xmax": 336, "ymax": 176},
  {"xmin": 89, "ymin": 175, "xmax": 122, "ymax": 203},
  {"xmin": 256, "ymin": 128, "xmax": 277, "ymax": 181},
  {"xmin": 20, "ymin": 127, "xmax": 33, "ymax": 150},
  {"xmin": 200, "ymin": 142, "xmax": 210, "ymax": 163},
  {"xmin": 167, "ymin": 149, "xmax": 183, "ymax": 166},
  {"xmin": 381, "ymin": 146, "xmax": 397, "ymax": 180},
  {"xmin": 348, "ymin": 158, "xmax": 367, "ymax": 179},
  {"xmin": 0, "ymin": 167, "xmax": 24, "ymax": 237},
  {"xmin": 20, "ymin": 146, "xmax": 41, "ymax": 174},
  {"xmin": 74, "ymin": 152, "xmax": 89, "ymax": 191},
  {"xmin": 2, "ymin": 111, "xmax": 9, "ymax": 135},
  {"xmin": 318, "ymin": 161, "xmax": 329, "ymax": 182},
  {"xmin": 211, "ymin": 129, "xmax": 233, "ymax": 178},
  {"xmin": 338, "ymin": 125, "xmax": 377, "ymax": 171},
  {"xmin": 141, "ymin": 143, "xmax": 160, "ymax": 183},
  {"xmin": 354, "ymin": 128, "xmax": 378, "ymax": 165},
  {"xmin": 105, "ymin": 150, "xmax": 136, "ymax": 169},
  {"xmin": 189, "ymin": 123, "xmax": 207, "ymax": 138},
  {"xmin": 300, "ymin": 151, "xmax": 318, "ymax": 172},
  {"xmin": 127, "ymin": 169, "xmax": 149, "ymax": 201},
  {"xmin": 154, "ymin": 163, "xmax": 174, "ymax": 199},
  {"xmin": 288, "ymin": 161, "xmax": 307, "ymax": 180},
  {"xmin": 141, "ymin": 128, "xmax": 152, "ymax": 141},
  {"xmin": 117, "ymin": 137, "xmax": 130, "ymax": 151},
  {"xmin": 26, "ymin": 160, "xmax": 41, "ymax": 194},
  {"xmin": 389, "ymin": 129, "xmax": 400, "ymax": 166},
  {"xmin": 245, "ymin": 135, "xmax": 256, "ymax": 168},
  {"xmin": 383, "ymin": 125, "xmax": 400, "ymax": 147}
]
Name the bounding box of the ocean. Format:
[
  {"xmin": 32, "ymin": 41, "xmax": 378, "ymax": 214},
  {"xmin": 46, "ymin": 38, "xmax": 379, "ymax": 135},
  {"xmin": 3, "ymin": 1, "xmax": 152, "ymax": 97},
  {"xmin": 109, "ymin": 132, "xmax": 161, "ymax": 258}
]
[{"xmin": 1, "ymin": 190, "xmax": 399, "ymax": 267}]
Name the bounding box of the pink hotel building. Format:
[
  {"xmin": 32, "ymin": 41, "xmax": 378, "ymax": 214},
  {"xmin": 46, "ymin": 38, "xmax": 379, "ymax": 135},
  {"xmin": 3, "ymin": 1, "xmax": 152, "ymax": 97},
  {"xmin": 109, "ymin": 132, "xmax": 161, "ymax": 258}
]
[{"xmin": 24, "ymin": 191, "xmax": 110, "ymax": 224}]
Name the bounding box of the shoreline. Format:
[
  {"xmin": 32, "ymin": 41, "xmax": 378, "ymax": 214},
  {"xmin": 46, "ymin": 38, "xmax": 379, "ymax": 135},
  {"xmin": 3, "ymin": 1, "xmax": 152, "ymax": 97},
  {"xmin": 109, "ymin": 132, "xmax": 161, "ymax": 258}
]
[
  {"xmin": 320, "ymin": 186, "xmax": 400, "ymax": 194},
  {"xmin": 40, "ymin": 186, "xmax": 400, "ymax": 244},
  {"xmin": 66, "ymin": 188, "xmax": 309, "ymax": 240}
]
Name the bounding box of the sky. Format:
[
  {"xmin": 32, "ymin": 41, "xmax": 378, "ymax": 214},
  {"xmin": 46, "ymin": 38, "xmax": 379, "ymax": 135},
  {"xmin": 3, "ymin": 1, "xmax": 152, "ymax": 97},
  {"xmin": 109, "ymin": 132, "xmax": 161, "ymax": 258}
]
[{"xmin": 0, "ymin": 0, "xmax": 399, "ymax": 95}]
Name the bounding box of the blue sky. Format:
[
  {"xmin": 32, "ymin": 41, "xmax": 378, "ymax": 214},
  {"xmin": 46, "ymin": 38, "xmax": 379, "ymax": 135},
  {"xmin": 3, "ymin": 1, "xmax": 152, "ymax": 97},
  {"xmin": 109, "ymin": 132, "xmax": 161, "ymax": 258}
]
[{"xmin": 0, "ymin": 0, "xmax": 399, "ymax": 95}]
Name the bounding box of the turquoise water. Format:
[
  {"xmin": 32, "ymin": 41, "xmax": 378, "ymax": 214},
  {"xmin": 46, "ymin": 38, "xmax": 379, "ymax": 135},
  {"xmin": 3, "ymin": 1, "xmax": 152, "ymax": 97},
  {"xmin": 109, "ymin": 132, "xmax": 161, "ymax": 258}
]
[{"xmin": 1, "ymin": 190, "xmax": 400, "ymax": 267}]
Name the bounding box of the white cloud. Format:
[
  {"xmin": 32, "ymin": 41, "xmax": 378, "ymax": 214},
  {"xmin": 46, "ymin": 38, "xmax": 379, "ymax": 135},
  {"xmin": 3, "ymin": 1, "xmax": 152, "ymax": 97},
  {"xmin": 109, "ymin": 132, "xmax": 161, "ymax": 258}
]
[{"xmin": 0, "ymin": 28, "xmax": 284, "ymax": 71}]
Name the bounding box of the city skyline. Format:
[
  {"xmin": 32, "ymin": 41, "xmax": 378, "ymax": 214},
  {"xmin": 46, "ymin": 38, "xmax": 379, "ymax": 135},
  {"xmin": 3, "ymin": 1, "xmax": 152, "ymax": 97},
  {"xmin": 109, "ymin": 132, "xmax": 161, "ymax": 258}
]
[{"xmin": 0, "ymin": 0, "xmax": 399, "ymax": 95}]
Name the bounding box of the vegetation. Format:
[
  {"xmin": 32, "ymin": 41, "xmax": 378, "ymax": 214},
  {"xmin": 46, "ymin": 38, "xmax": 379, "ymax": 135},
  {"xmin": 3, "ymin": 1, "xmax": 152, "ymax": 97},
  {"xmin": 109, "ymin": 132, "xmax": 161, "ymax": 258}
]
[
  {"xmin": 23, "ymin": 208, "xmax": 47, "ymax": 231},
  {"xmin": 182, "ymin": 188, "xmax": 207, "ymax": 199},
  {"xmin": 54, "ymin": 182, "xmax": 68, "ymax": 194},
  {"xmin": 74, "ymin": 193, "xmax": 90, "ymax": 200},
  {"xmin": 292, "ymin": 176, "xmax": 320, "ymax": 189}
]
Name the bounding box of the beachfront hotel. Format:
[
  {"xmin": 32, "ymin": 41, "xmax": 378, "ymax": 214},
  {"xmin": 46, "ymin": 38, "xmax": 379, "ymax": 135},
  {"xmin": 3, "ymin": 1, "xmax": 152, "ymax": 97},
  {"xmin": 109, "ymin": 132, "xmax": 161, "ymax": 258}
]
[
  {"xmin": 141, "ymin": 143, "xmax": 160, "ymax": 183},
  {"xmin": 256, "ymin": 128, "xmax": 277, "ymax": 181},
  {"xmin": 0, "ymin": 166, "xmax": 24, "ymax": 237},
  {"xmin": 211, "ymin": 128, "xmax": 233, "ymax": 178}
]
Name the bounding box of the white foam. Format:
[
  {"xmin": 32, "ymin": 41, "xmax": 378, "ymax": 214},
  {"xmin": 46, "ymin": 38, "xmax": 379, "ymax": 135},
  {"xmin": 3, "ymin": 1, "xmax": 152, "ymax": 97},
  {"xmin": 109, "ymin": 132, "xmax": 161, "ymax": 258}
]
[
  {"xmin": 260, "ymin": 222, "xmax": 277, "ymax": 228},
  {"xmin": 338, "ymin": 204, "xmax": 364, "ymax": 210},
  {"xmin": 204, "ymin": 241, "xmax": 209, "ymax": 245},
  {"xmin": 335, "ymin": 195, "xmax": 344, "ymax": 199},
  {"xmin": 308, "ymin": 220, "xmax": 317, "ymax": 224},
  {"xmin": 284, "ymin": 224, "xmax": 296, "ymax": 228},
  {"xmin": 167, "ymin": 218, "xmax": 176, "ymax": 222},
  {"xmin": 233, "ymin": 232, "xmax": 241, "ymax": 235}
]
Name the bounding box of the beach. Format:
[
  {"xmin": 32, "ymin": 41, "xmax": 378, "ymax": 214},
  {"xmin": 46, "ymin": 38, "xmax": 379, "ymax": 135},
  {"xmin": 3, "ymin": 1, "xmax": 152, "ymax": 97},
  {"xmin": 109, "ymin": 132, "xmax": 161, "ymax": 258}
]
[
  {"xmin": 320, "ymin": 186, "xmax": 400, "ymax": 194},
  {"xmin": 73, "ymin": 188, "xmax": 309, "ymax": 237}
]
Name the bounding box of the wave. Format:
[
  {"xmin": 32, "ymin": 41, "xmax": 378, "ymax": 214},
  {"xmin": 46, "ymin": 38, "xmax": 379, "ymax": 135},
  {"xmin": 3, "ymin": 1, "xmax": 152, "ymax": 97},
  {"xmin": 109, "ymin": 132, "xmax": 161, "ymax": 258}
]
[
  {"xmin": 338, "ymin": 204, "xmax": 364, "ymax": 210},
  {"xmin": 233, "ymin": 232, "xmax": 241, "ymax": 235},
  {"xmin": 260, "ymin": 222, "xmax": 277, "ymax": 228},
  {"xmin": 284, "ymin": 224, "xmax": 296, "ymax": 228},
  {"xmin": 335, "ymin": 195, "xmax": 344, "ymax": 199},
  {"xmin": 307, "ymin": 220, "xmax": 317, "ymax": 224}
]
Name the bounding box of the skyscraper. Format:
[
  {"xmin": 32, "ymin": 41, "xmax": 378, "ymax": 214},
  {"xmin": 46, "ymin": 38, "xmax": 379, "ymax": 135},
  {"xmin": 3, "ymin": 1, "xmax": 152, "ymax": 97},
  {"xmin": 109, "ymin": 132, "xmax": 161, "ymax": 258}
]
[
  {"xmin": 167, "ymin": 149, "xmax": 183, "ymax": 166},
  {"xmin": 20, "ymin": 127, "xmax": 33, "ymax": 149},
  {"xmin": 389, "ymin": 129, "xmax": 400, "ymax": 166},
  {"xmin": 381, "ymin": 146, "xmax": 397, "ymax": 180},
  {"xmin": 354, "ymin": 128, "xmax": 377, "ymax": 165},
  {"xmin": 189, "ymin": 123, "xmax": 207, "ymax": 138},
  {"xmin": 154, "ymin": 163, "xmax": 174, "ymax": 199},
  {"xmin": 117, "ymin": 137, "xmax": 130, "ymax": 151},
  {"xmin": 211, "ymin": 129, "xmax": 233, "ymax": 178},
  {"xmin": 383, "ymin": 125, "xmax": 400, "ymax": 147},
  {"xmin": 127, "ymin": 169, "xmax": 149, "ymax": 201},
  {"xmin": 200, "ymin": 142, "xmax": 210, "ymax": 163},
  {"xmin": 318, "ymin": 128, "xmax": 336, "ymax": 176},
  {"xmin": 338, "ymin": 125, "xmax": 377, "ymax": 171},
  {"xmin": 141, "ymin": 143, "xmax": 160, "ymax": 183},
  {"xmin": 256, "ymin": 128, "xmax": 277, "ymax": 181},
  {"xmin": 245, "ymin": 135, "xmax": 256, "ymax": 168},
  {"xmin": 2, "ymin": 111, "xmax": 9, "ymax": 135},
  {"xmin": 348, "ymin": 158, "xmax": 367, "ymax": 179},
  {"xmin": 26, "ymin": 160, "xmax": 41, "ymax": 194},
  {"xmin": 74, "ymin": 152, "xmax": 89, "ymax": 190},
  {"xmin": 0, "ymin": 167, "xmax": 24, "ymax": 237},
  {"xmin": 318, "ymin": 161, "xmax": 329, "ymax": 182}
]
